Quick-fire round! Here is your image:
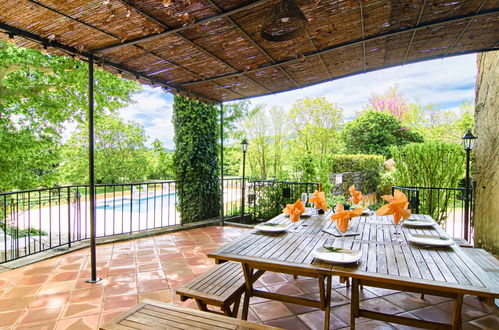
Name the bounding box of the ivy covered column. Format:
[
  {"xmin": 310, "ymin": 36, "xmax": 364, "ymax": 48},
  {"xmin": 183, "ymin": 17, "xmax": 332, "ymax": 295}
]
[{"xmin": 173, "ymin": 96, "xmax": 220, "ymax": 223}]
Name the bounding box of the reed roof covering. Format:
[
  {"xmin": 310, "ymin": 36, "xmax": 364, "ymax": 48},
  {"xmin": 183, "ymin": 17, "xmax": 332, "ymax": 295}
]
[{"xmin": 1, "ymin": 0, "xmax": 498, "ymax": 103}]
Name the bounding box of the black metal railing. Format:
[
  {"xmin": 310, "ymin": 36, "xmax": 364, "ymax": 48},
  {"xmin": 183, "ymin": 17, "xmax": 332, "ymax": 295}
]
[
  {"xmin": 249, "ymin": 180, "xmax": 320, "ymax": 222},
  {"xmin": 393, "ymin": 186, "xmax": 473, "ymax": 241},
  {"xmin": 0, "ymin": 178, "xmax": 244, "ymax": 263}
]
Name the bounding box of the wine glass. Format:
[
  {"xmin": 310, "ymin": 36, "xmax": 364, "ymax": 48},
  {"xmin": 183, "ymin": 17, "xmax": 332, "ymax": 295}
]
[
  {"xmin": 336, "ymin": 218, "xmax": 349, "ymax": 249},
  {"xmin": 300, "ymin": 193, "xmax": 308, "ymax": 208},
  {"xmin": 393, "ymin": 216, "xmax": 404, "ymax": 243}
]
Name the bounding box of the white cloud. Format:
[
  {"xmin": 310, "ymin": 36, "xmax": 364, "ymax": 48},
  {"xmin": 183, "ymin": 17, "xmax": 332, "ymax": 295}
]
[{"xmin": 126, "ymin": 54, "xmax": 477, "ymax": 147}]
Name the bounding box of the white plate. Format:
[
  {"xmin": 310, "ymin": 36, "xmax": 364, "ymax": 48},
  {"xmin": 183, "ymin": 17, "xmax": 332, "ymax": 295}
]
[
  {"xmin": 311, "ymin": 247, "xmax": 362, "ymax": 264},
  {"xmin": 254, "ymin": 223, "xmax": 291, "ymax": 233},
  {"xmin": 284, "ymin": 208, "xmax": 316, "ymax": 217},
  {"xmin": 403, "ymin": 217, "xmax": 436, "ymax": 227},
  {"xmin": 408, "ymin": 234, "xmax": 454, "ymax": 247}
]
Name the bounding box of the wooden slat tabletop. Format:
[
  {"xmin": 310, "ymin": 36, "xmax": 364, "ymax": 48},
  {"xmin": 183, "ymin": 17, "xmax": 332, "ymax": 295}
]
[
  {"xmin": 209, "ymin": 211, "xmax": 499, "ymax": 299},
  {"xmin": 100, "ymin": 299, "xmax": 281, "ymax": 330}
]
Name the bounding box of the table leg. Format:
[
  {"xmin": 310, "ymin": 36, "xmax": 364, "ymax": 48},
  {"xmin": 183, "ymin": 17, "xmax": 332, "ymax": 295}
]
[
  {"xmin": 241, "ymin": 263, "xmax": 253, "ymax": 321},
  {"xmin": 324, "ymin": 275, "xmax": 332, "ymax": 330},
  {"xmin": 350, "ymin": 278, "xmax": 359, "ymax": 330},
  {"xmin": 451, "ymin": 294, "xmax": 464, "ymax": 329}
]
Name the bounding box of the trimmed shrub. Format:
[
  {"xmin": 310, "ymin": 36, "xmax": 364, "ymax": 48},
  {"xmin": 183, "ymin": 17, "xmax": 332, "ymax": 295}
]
[{"xmin": 390, "ymin": 141, "xmax": 465, "ymax": 223}]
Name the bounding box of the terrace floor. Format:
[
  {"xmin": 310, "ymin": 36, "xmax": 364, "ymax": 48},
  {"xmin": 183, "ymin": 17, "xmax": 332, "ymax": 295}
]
[{"xmin": 0, "ymin": 225, "xmax": 497, "ymax": 330}]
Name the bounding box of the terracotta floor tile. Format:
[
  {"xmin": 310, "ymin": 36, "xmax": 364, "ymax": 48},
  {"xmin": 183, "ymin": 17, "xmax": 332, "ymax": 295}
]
[
  {"xmin": 102, "ymin": 294, "xmax": 138, "ymax": 312},
  {"xmin": 363, "ymin": 286, "xmax": 399, "ymax": 297},
  {"xmin": 55, "ymin": 314, "xmax": 99, "ymax": 330},
  {"xmin": 360, "ymin": 297, "xmax": 406, "ymax": 315},
  {"xmin": 23, "ymin": 266, "xmax": 55, "ymax": 276},
  {"xmin": 410, "ymin": 305, "xmax": 451, "ymax": 324},
  {"xmin": 283, "ymin": 295, "xmax": 320, "ymax": 315},
  {"xmin": 107, "ymin": 274, "xmax": 136, "ymax": 285},
  {"xmin": 62, "ymin": 301, "xmax": 102, "ymax": 319},
  {"xmin": 250, "ymin": 301, "xmax": 294, "ymax": 321},
  {"xmin": 3, "ymin": 284, "xmax": 41, "ymax": 298},
  {"xmin": 99, "ymin": 311, "xmax": 126, "ymax": 327},
  {"xmin": 38, "ymin": 281, "xmax": 76, "ymax": 295},
  {"xmin": 48, "ymin": 271, "xmax": 80, "ymax": 283},
  {"xmin": 17, "ymin": 275, "xmax": 49, "ymax": 286},
  {"xmin": 107, "ymin": 266, "xmax": 136, "ymax": 276},
  {"xmin": 298, "ymin": 309, "xmax": 348, "ymax": 329},
  {"xmin": 293, "ymin": 278, "xmax": 321, "ymax": 294},
  {"xmin": 0, "ymin": 309, "xmax": 25, "ymax": 327},
  {"xmin": 137, "ymin": 262, "xmax": 163, "ymax": 272},
  {"xmin": 469, "ymin": 314, "xmax": 499, "ymax": 329},
  {"xmin": 56, "ymin": 263, "xmax": 83, "ymax": 272},
  {"xmin": 109, "ymin": 258, "xmax": 135, "ymax": 268},
  {"xmin": 30, "ymin": 292, "xmax": 71, "ymax": 308},
  {"xmin": 264, "ymin": 315, "xmax": 311, "ymax": 330},
  {"xmin": 18, "ymin": 306, "xmax": 63, "ymax": 326},
  {"xmin": 259, "ymin": 272, "xmax": 288, "ymax": 286},
  {"xmin": 336, "ymin": 286, "xmax": 378, "ymax": 301},
  {"xmin": 266, "ymin": 282, "xmax": 306, "ymax": 296},
  {"xmin": 159, "ymin": 252, "xmax": 185, "ymax": 260},
  {"xmin": 382, "ymin": 292, "xmax": 430, "ymax": 311},
  {"xmin": 136, "ymin": 270, "xmax": 166, "ymax": 281},
  {"xmin": 0, "ymin": 296, "xmax": 34, "ymax": 311},
  {"xmin": 463, "ymin": 295, "xmax": 495, "ymax": 314},
  {"xmin": 69, "ymin": 287, "xmax": 105, "ymax": 303},
  {"xmin": 15, "ymin": 321, "xmax": 57, "ymax": 330},
  {"xmin": 137, "ymin": 278, "xmax": 169, "ymax": 293},
  {"xmin": 190, "ymin": 264, "xmax": 213, "ymax": 275},
  {"xmin": 353, "ymin": 319, "xmax": 395, "ymax": 329},
  {"xmin": 138, "ymin": 289, "xmax": 173, "ymax": 303},
  {"xmin": 104, "ymin": 282, "xmax": 137, "ymax": 297},
  {"xmin": 435, "ymin": 300, "xmax": 489, "ymax": 322},
  {"xmin": 136, "ymin": 255, "xmax": 161, "ymax": 264}
]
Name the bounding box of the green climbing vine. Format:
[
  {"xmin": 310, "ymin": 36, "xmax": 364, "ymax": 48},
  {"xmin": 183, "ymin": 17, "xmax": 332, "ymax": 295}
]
[{"xmin": 173, "ymin": 96, "xmax": 220, "ymax": 223}]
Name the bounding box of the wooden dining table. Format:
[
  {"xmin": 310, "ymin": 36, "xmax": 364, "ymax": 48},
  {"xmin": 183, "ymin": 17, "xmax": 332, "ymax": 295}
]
[{"xmin": 208, "ymin": 210, "xmax": 499, "ymax": 330}]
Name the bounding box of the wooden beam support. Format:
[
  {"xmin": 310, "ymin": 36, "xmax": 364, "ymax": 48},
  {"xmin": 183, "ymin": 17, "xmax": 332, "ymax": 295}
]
[
  {"xmin": 205, "ymin": 0, "xmax": 301, "ymax": 88},
  {"xmin": 89, "ymin": 0, "xmax": 273, "ymax": 53},
  {"xmin": 118, "ymin": 0, "xmax": 271, "ymax": 94},
  {"xmin": 0, "ymin": 21, "xmax": 218, "ymax": 103},
  {"xmin": 179, "ymin": 9, "xmax": 499, "ymax": 87},
  {"xmin": 444, "ymin": 0, "xmax": 488, "ymax": 57},
  {"xmin": 306, "ymin": 31, "xmax": 332, "ymax": 79},
  {"xmin": 403, "ymin": 0, "xmax": 427, "ymax": 65},
  {"xmin": 25, "ymin": 0, "xmax": 245, "ymax": 99}
]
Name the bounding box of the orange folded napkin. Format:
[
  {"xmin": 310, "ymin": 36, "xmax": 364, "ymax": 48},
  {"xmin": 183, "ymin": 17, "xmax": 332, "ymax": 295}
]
[
  {"xmin": 283, "ymin": 199, "xmax": 305, "ymax": 222},
  {"xmin": 349, "ymin": 185, "xmax": 363, "ymax": 205},
  {"xmin": 331, "ymin": 203, "xmax": 363, "ymax": 232},
  {"xmin": 309, "ymin": 190, "xmax": 328, "ymax": 211},
  {"xmin": 375, "ymin": 189, "xmax": 412, "ymax": 224}
]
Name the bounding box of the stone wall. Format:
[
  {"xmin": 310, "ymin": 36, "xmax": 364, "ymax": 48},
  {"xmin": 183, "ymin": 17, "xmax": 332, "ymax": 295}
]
[{"xmin": 474, "ymin": 50, "xmax": 499, "ymax": 254}]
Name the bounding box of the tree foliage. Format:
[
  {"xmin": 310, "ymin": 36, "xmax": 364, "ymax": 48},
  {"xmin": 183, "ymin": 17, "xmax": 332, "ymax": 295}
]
[
  {"xmin": 59, "ymin": 114, "xmax": 149, "ymax": 184},
  {"xmin": 367, "ymin": 85, "xmax": 409, "ymax": 120},
  {"xmin": 146, "ymin": 139, "xmax": 174, "ymax": 180},
  {"xmin": 341, "ymin": 111, "xmax": 423, "ymax": 158},
  {"xmin": 391, "ymin": 141, "xmax": 465, "ymax": 223},
  {"xmin": 0, "ymin": 42, "xmax": 140, "ymax": 191},
  {"xmin": 173, "ymin": 96, "xmax": 220, "ymax": 223}
]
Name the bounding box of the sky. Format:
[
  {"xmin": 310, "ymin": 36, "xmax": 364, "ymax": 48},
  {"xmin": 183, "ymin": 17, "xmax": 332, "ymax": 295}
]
[{"xmin": 119, "ymin": 53, "xmax": 477, "ymax": 149}]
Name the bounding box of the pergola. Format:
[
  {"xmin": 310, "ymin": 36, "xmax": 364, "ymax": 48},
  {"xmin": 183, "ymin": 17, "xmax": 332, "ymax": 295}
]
[{"xmin": 1, "ymin": 0, "xmax": 498, "ymax": 281}]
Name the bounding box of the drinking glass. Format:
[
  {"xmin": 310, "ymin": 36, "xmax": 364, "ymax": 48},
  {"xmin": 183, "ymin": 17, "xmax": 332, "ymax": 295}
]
[
  {"xmin": 336, "ymin": 218, "xmax": 349, "ymax": 249},
  {"xmin": 393, "ymin": 217, "xmax": 404, "ymax": 243},
  {"xmin": 300, "ymin": 193, "xmax": 308, "ymax": 207}
]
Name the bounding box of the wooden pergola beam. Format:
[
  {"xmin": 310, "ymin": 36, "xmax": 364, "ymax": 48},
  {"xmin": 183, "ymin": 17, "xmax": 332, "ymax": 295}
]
[
  {"xmin": 444, "ymin": 0, "xmax": 489, "ymax": 57},
  {"xmin": 358, "ymin": 0, "xmax": 367, "ymax": 73},
  {"xmin": 402, "ymin": 0, "xmax": 427, "ymax": 65},
  {"xmin": 118, "ymin": 0, "xmax": 271, "ymax": 94},
  {"xmin": 89, "ymin": 0, "xmax": 274, "ymax": 54},
  {"xmin": 0, "ymin": 21, "xmax": 218, "ymax": 103},
  {"xmin": 25, "ymin": 0, "xmax": 246, "ymax": 99},
  {"xmin": 305, "ymin": 30, "xmax": 331, "ymax": 79},
  {"xmin": 204, "ymin": 0, "xmax": 301, "ymax": 88},
  {"xmin": 180, "ymin": 9, "xmax": 499, "ymax": 87}
]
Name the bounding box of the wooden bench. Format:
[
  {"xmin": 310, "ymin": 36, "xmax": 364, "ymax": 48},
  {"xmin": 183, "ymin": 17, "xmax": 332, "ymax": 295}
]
[
  {"xmin": 100, "ymin": 299, "xmax": 280, "ymax": 330},
  {"xmin": 176, "ymin": 261, "xmax": 264, "ymax": 317}
]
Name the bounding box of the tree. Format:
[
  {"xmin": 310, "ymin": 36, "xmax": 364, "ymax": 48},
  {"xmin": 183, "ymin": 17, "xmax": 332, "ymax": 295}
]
[
  {"xmin": 341, "ymin": 111, "xmax": 423, "ymax": 158},
  {"xmin": 288, "ymin": 97, "xmax": 343, "ymax": 155},
  {"xmin": 241, "ymin": 105, "xmax": 270, "ymax": 179},
  {"xmin": 59, "ymin": 114, "xmax": 149, "ymax": 184},
  {"xmin": 146, "ymin": 139, "xmax": 174, "ymax": 180},
  {"xmin": 173, "ymin": 96, "xmax": 220, "ymax": 223},
  {"xmin": 0, "ymin": 42, "xmax": 140, "ymax": 191},
  {"xmin": 367, "ymin": 85, "xmax": 409, "ymax": 120}
]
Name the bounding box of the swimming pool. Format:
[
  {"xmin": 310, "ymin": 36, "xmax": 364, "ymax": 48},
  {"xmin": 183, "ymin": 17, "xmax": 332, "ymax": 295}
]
[{"xmin": 96, "ymin": 193, "xmax": 177, "ymax": 213}]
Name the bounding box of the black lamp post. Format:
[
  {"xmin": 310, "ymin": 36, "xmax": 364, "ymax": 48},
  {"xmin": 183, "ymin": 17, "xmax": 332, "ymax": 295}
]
[
  {"xmin": 241, "ymin": 139, "xmax": 249, "ymax": 223},
  {"xmin": 461, "ymin": 130, "xmax": 476, "ymax": 242}
]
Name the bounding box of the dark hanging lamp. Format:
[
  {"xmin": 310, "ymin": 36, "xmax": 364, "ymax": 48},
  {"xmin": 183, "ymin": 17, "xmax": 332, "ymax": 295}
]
[{"xmin": 261, "ymin": 0, "xmax": 308, "ymax": 42}]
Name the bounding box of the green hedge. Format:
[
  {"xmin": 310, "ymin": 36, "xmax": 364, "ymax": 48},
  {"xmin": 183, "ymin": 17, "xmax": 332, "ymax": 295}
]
[
  {"xmin": 391, "ymin": 141, "xmax": 465, "ymax": 223},
  {"xmin": 173, "ymin": 96, "xmax": 220, "ymax": 223},
  {"xmin": 318, "ymin": 154, "xmax": 385, "ymax": 195}
]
